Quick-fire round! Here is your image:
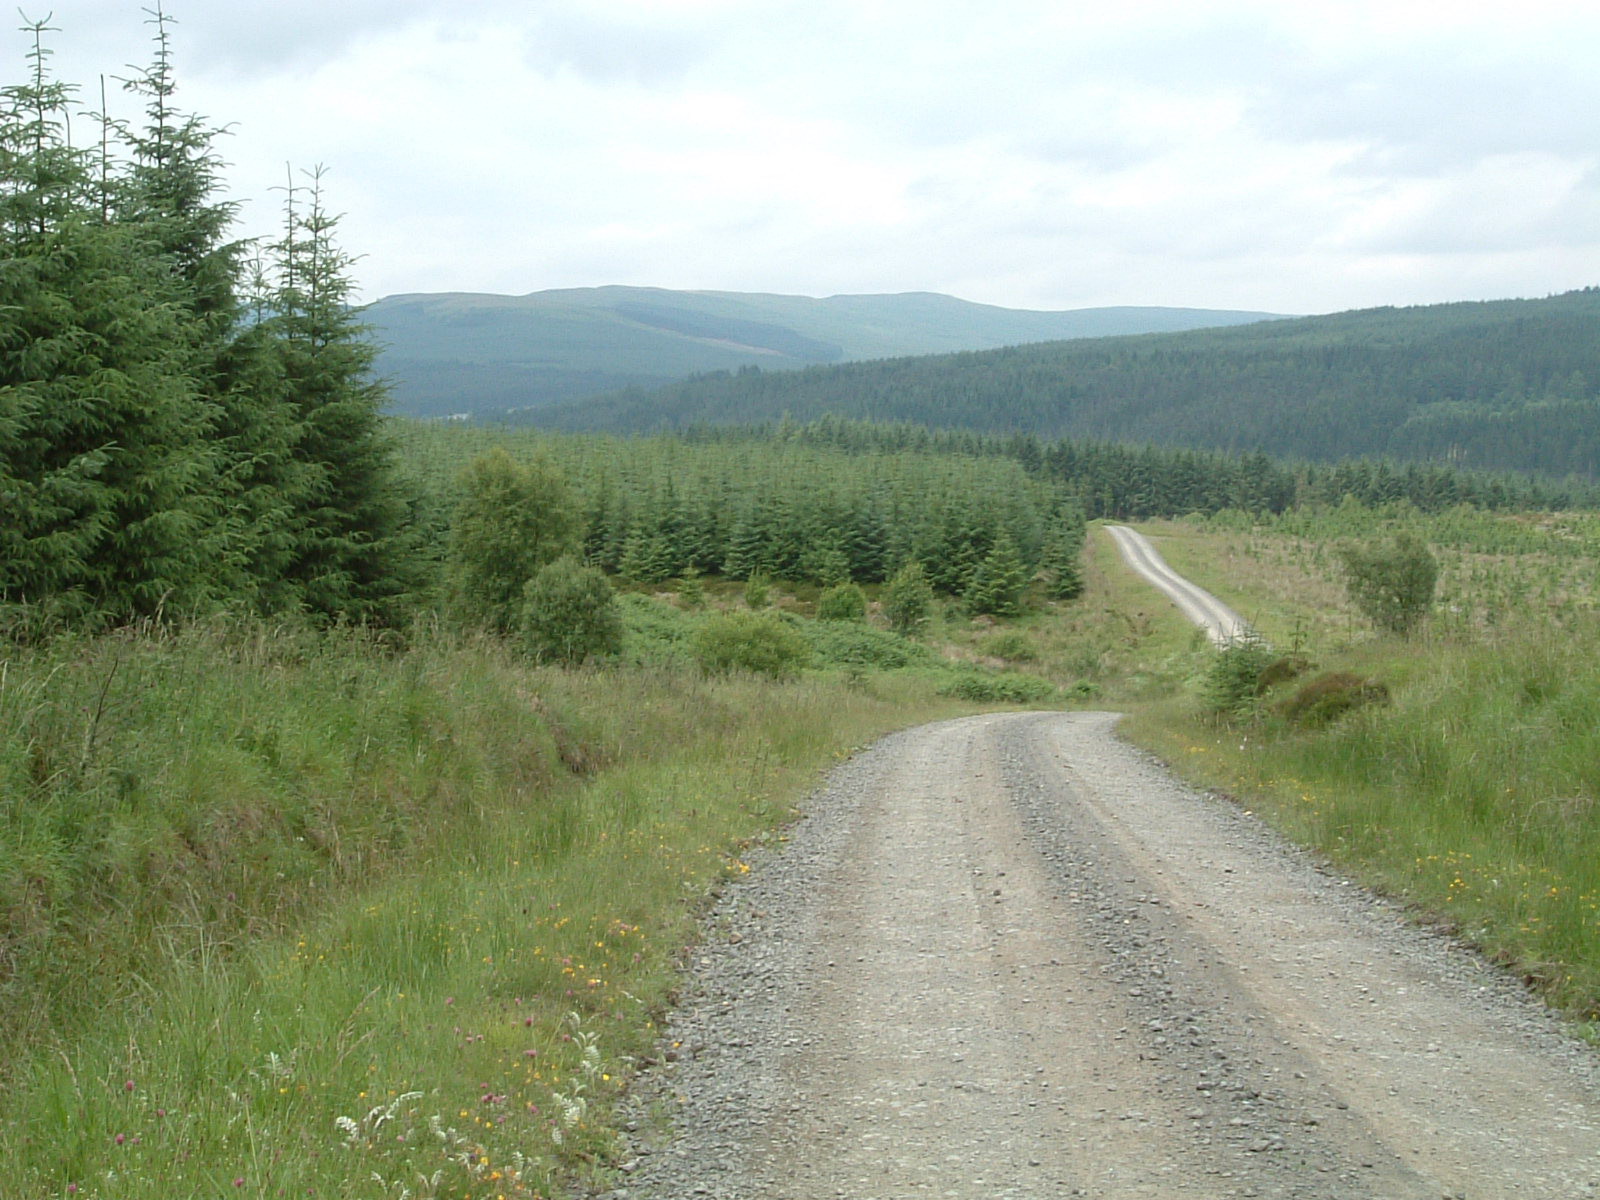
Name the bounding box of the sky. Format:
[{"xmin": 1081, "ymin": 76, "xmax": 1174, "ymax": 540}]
[{"xmin": 10, "ymin": 0, "xmax": 1600, "ymax": 314}]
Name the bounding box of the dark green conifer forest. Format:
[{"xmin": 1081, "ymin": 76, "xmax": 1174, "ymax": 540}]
[{"xmin": 0, "ymin": 10, "xmax": 414, "ymax": 632}]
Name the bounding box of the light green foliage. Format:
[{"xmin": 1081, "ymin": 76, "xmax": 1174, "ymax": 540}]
[
  {"xmin": 981, "ymin": 629, "xmax": 1038, "ymax": 662},
  {"xmin": 964, "ymin": 533, "xmax": 1030, "ymax": 616},
  {"xmin": 938, "ymin": 670, "xmax": 1058, "ymax": 704},
  {"xmin": 447, "ymin": 448, "xmax": 579, "ymax": 633},
  {"xmin": 692, "ymin": 611, "xmax": 810, "ymax": 678},
  {"xmin": 1337, "ymin": 531, "xmax": 1438, "ymax": 637},
  {"xmin": 802, "ymin": 622, "xmax": 935, "ymax": 670},
  {"xmin": 816, "ymin": 582, "xmax": 867, "ymax": 621},
  {"xmin": 882, "ymin": 560, "xmax": 935, "ymax": 636},
  {"xmin": 743, "ymin": 572, "xmax": 772, "ymax": 609},
  {"xmin": 521, "ymin": 555, "xmax": 622, "ymax": 665}
]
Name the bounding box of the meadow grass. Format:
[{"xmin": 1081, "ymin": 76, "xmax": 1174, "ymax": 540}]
[
  {"xmin": 1115, "ymin": 514, "xmax": 1600, "ymax": 1029},
  {"xmin": 0, "ymin": 620, "xmax": 977, "ymax": 1198}
]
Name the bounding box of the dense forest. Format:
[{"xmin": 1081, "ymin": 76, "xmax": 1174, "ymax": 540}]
[
  {"xmin": 531, "ymin": 289, "xmax": 1600, "ymax": 478},
  {"xmin": 0, "ymin": 11, "xmax": 416, "ymax": 632}
]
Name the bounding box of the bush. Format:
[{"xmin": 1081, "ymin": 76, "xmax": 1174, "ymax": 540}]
[
  {"xmin": 981, "ymin": 629, "xmax": 1038, "ymax": 662},
  {"xmin": 1277, "ymin": 671, "xmax": 1390, "ymax": 728},
  {"xmin": 692, "ymin": 611, "xmax": 809, "ymax": 678},
  {"xmin": 1337, "ymin": 533, "xmax": 1438, "ymax": 638},
  {"xmin": 883, "ymin": 560, "xmax": 934, "ymax": 637},
  {"xmin": 617, "ymin": 593, "xmax": 699, "ymax": 666},
  {"xmin": 1201, "ymin": 634, "xmax": 1277, "ymax": 720},
  {"xmin": 520, "ymin": 556, "xmax": 623, "ymax": 665},
  {"xmin": 803, "ymin": 622, "xmax": 935, "ymax": 670},
  {"xmin": 938, "ymin": 670, "xmax": 1058, "ymax": 704},
  {"xmin": 816, "ymin": 582, "xmax": 867, "ymax": 621}
]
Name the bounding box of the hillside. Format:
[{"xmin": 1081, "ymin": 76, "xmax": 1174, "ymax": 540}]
[
  {"xmin": 367, "ymin": 286, "xmax": 1283, "ymax": 417},
  {"xmin": 533, "ymin": 288, "xmax": 1600, "ymax": 478}
]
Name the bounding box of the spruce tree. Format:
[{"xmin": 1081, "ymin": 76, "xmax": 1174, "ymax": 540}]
[
  {"xmin": 269, "ymin": 166, "xmax": 416, "ymax": 623},
  {"xmin": 0, "ymin": 19, "xmax": 220, "ymax": 625}
]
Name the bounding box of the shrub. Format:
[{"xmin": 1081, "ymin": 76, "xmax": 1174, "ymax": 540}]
[
  {"xmin": 938, "ymin": 670, "xmax": 1057, "ymax": 704},
  {"xmin": 1277, "ymin": 671, "xmax": 1390, "ymax": 728},
  {"xmin": 981, "ymin": 629, "xmax": 1038, "ymax": 662},
  {"xmin": 816, "ymin": 582, "xmax": 867, "ymax": 622},
  {"xmin": 617, "ymin": 593, "xmax": 699, "ymax": 666},
  {"xmin": 1337, "ymin": 533, "xmax": 1438, "ymax": 638},
  {"xmin": 692, "ymin": 611, "xmax": 809, "ymax": 678},
  {"xmin": 803, "ymin": 622, "xmax": 934, "ymax": 670},
  {"xmin": 1256, "ymin": 654, "xmax": 1313, "ymax": 695},
  {"xmin": 520, "ymin": 556, "xmax": 623, "ymax": 665},
  {"xmin": 1201, "ymin": 634, "xmax": 1277, "ymax": 720},
  {"xmin": 882, "ymin": 560, "xmax": 934, "ymax": 637}
]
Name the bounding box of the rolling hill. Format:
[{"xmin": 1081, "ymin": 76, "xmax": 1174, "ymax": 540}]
[
  {"xmin": 366, "ymin": 286, "xmax": 1284, "ymax": 418},
  {"xmin": 531, "ymin": 288, "xmax": 1600, "ymax": 478}
]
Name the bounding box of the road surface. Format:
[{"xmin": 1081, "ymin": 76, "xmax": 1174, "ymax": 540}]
[
  {"xmin": 1104, "ymin": 524, "xmax": 1255, "ymax": 646},
  {"xmin": 601, "ymin": 713, "xmax": 1600, "ymax": 1199}
]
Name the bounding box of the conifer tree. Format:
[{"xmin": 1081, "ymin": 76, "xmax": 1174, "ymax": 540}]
[
  {"xmin": 0, "ymin": 19, "xmax": 220, "ymax": 624},
  {"xmin": 964, "ymin": 532, "xmax": 1029, "ymax": 616},
  {"xmin": 269, "ymin": 166, "xmax": 416, "ymax": 622}
]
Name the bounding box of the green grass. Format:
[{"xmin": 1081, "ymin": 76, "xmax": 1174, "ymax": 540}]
[
  {"xmin": 0, "ymin": 604, "xmax": 1044, "ymax": 1198},
  {"xmin": 1112, "ymin": 514, "xmax": 1600, "ymax": 1029}
]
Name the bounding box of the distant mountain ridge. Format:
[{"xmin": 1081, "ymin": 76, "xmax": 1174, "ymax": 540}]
[
  {"xmin": 530, "ymin": 288, "xmax": 1600, "ymax": 480},
  {"xmin": 366, "ymin": 286, "xmax": 1286, "ymax": 417}
]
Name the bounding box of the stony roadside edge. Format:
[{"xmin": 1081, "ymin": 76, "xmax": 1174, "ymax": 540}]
[{"xmin": 585, "ymin": 713, "xmax": 1600, "ymax": 1199}]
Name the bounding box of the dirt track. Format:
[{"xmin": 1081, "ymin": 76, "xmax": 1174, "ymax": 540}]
[{"xmin": 600, "ymin": 712, "xmax": 1600, "ymax": 1199}]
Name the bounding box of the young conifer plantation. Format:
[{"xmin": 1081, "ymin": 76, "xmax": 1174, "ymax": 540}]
[{"xmin": 6, "ymin": 11, "xmax": 1600, "ymax": 1200}]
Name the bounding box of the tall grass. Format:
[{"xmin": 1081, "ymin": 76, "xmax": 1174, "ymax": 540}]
[
  {"xmin": 1120, "ymin": 514, "xmax": 1600, "ymax": 1027},
  {"xmin": 0, "ymin": 619, "xmax": 970, "ymax": 1198}
]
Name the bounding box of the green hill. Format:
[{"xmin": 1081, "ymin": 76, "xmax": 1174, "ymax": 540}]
[
  {"xmin": 532, "ymin": 288, "xmax": 1600, "ymax": 478},
  {"xmin": 366, "ymin": 286, "xmax": 1284, "ymax": 417}
]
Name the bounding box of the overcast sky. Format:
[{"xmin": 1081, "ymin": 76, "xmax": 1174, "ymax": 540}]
[{"xmin": 13, "ymin": 1, "xmax": 1600, "ymax": 313}]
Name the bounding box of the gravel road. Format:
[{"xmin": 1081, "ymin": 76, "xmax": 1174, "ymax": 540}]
[
  {"xmin": 597, "ymin": 712, "xmax": 1600, "ymax": 1199},
  {"xmin": 1104, "ymin": 525, "xmax": 1254, "ymax": 646}
]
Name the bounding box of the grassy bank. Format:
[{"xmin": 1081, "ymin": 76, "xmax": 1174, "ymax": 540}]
[
  {"xmin": 1113, "ymin": 515, "xmax": 1600, "ymax": 1029},
  {"xmin": 0, "ymin": 618, "xmax": 977, "ymax": 1198}
]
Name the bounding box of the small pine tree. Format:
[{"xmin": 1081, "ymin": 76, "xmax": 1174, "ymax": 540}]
[
  {"xmin": 882, "ymin": 560, "xmax": 934, "ymax": 637},
  {"xmin": 521, "ymin": 555, "xmax": 622, "ymax": 666},
  {"xmin": 964, "ymin": 533, "xmax": 1029, "ymax": 617}
]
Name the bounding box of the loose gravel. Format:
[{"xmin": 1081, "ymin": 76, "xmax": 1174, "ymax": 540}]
[{"xmin": 591, "ymin": 712, "xmax": 1600, "ymax": 1200}]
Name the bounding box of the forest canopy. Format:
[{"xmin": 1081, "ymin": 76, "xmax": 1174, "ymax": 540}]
[{"xmin": 0, "ymin": 8, "xmax": 416, "ymax": 631}]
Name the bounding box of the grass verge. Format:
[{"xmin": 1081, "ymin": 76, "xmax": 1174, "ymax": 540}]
[{"xmin": 1111, "ymin": 516, "xmax": 1600, "ymax": 1032}]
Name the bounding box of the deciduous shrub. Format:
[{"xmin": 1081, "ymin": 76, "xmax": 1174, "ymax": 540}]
[
  {"xmin": 938, "ymin": 670, "xmax": 1057, "ymax": 704},
  {"xmin": 816, "ymin": 582, "xmax": 867, "ymax": 621},
  {"xmin": 692, "ymin": 612, "xmax": 809, "ymax": 678},
  {"xmin": 883, "ymin": 560, "xmax": 934, "ymax": 636},
  {"xmin": 803, "ymin": 622, "xmax": 934, "ymax": 670},
  {"xmin": 520, "ymin": 555, "xmax": 623, "ymax": 665},
  {"xmin": 981, "ymin": 629, "xmax": 1039, "ymax": 662},
  {"xmin": 1337, "ymin": 533, "xmax": 1438, "ymax": 638}
]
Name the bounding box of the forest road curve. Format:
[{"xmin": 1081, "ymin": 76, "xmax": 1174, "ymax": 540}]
[
  {"xmin": 1104, "ymin": 524, "xmax": 1254, "ymax": 647},
  {"xmin": 598, "ymin": 712, "xmax": 1600, "ymax": 1200}
]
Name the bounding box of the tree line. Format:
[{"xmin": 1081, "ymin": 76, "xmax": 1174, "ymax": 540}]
[
  {"xmin": 529, "ymin": 290, "xmax": 1600, "ymax": 480},
  {"xmin": 0, "ymin": 10, "xmax": 415, "ymax": 632}
]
